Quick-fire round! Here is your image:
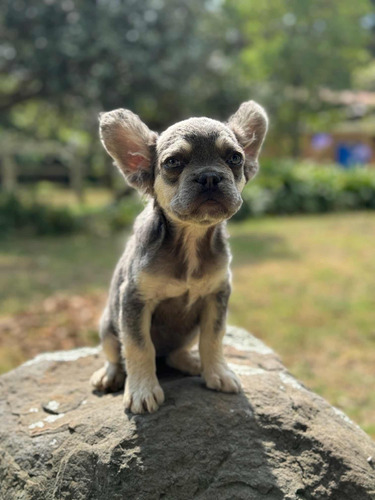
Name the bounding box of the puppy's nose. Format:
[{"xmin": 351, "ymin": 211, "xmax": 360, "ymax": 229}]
[{"xmin": 196, "ymin": 172, "xmax": 222, "ymax": 189}]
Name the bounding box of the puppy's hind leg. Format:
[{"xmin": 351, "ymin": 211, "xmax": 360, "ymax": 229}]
[
  {"xmin": 90, "ymin": 309, "xmax": 125, "ymax": 392},
  {"xmin": 166, "ymin": 332, "xmax": 201, "ymax": 376},
  {"xmin": 166, "ymin": 348, "xmax": 201, "ymax": 376}
]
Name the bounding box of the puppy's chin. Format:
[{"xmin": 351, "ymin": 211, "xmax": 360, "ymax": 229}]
[{"xmin": 169, "ymin": 197, "xmax": 242, "ymax": 226}]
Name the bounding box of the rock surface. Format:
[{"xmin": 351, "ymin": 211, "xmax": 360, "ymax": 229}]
[{"xmin": 0, "ymin": 326, "xmax": 374, "ymax": 500}]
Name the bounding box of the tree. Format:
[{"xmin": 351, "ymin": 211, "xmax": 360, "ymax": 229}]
[
  {"xmin": 226, "ymin": 0, "xmax": 372, "ymax": 156},
  {"xmin": 1, "ymin": 0, "xmax": 239, "ymax": 125},
  {"xmin": 1, "ymin": 0, "xmax": 241, "ymax": 192}
]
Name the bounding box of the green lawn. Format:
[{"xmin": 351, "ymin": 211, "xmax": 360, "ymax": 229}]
[
  {"xmin": 1, "ymin": 212, "xmax": 374, "ymax": 437},
  {"xmin": 229, "ymin": 213, "xmax": 375, "ymax": 437}
]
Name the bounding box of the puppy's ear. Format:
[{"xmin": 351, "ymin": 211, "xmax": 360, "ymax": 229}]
[
  {"xmin": 99, "ymin": 109, "xmax": 157, "ymax": 194},
  {"xmin": 228, "ymin": 101, "xmax": 268, "ymax": 181}
]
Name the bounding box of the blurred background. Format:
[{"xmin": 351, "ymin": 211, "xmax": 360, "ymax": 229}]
[{"xmin": 1, "ymin": 0, "xmax": 375, "ymax": 436}]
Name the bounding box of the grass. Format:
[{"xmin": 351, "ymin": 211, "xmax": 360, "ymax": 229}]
[
  {"xmin": 0, "ymin": 233, "xmax": 124, "ymax": 315},
  {"xmin": 0, "ymin": 210, "xmax": 374, "ymax": 437},
  {"xmin": 229, "ymin": 213, "xmax": 375, "ymax": 437}
]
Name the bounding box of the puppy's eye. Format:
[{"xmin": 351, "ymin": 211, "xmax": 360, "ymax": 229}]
[
  {"xmin": 163, "ymin": 157, "xmax": 183, "ymax": 169},
  {"xmin": 227, "ymin": 153, "xmax": 243, "ymax": 166}
]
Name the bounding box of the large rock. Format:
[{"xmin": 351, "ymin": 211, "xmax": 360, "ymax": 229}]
[{"xmin": 0, "ymin": 326, "xmax": 374, "ymax": 500}]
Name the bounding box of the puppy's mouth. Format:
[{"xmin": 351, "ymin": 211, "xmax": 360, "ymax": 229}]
[
  {"xmin": 197, "ymin": 194, "xmax": 224, "ymax": 209},
  {"xmin": 192, "ymin": 194, "xmax": 229, "ymax": 221},
  {"xmin": 171, "ymin": 196, "xmax": 227, "ymax": 224},
  {"xmin": 169, "ymin": 187, "xmax": 242, "ymax": 224}
]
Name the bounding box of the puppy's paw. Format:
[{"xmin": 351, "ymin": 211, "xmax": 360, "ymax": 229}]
[
  {"xmin": 90, "ymin": 362, "xmax": 125, "ymax": 392},
  {"xmin": 166, "ymin": 349, "xmax": 201, "ymax": 376},
  {"xmin": 203, "ymin": 364, "xmax": 242, "ymax": 393},
  {"xmin": 124, "ymin": 378, "xmax": 165, "ymax": 414}
]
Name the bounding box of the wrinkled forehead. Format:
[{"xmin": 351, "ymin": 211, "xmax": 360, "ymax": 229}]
[{"xmin": 156, "ymin": 117, "xmax": 239, "ymax": 158}]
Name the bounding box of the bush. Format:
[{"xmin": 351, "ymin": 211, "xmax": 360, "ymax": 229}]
[
  {"xmin": 0, "ymin": 194, "xmax": 79, "ymax": 236},
  {"xmin": 0, "ymin": 191, "xmax": 146, "ymax": 237},
  {"xmin": 4, "ymin": 163, "xmax": 375, "ymax": 236},
  {"xmin": 106, "ymin": 196, "xmax": 145, "ymax": 231},
  {"xmin": 80, "ymin": 194, "xmax": 145, "ymax": 235},
  {"xmin": 235, "ymin": 162, "xmax": 375, "ymax": 218}
]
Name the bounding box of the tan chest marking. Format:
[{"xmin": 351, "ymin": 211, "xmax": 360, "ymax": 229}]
[
  {"xmin": 138, "ymin": 223, "xmax": 229, "ymax": 306},
  {"xmin": 181, "ymin": 226, "xmax": 201, "ymax": 277},
  {"xmin": 138, "ymin": 266, "xmax": 229, "ymax": 307}
]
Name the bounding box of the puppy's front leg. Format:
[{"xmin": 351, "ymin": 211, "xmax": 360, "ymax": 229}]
[
  {"xmin": 200, "ymin": 286, "xmax": 241, "ymax": 393},
  {"xmin": 121, "ymin": 293, "xmax": 164, "ymax": 414}
]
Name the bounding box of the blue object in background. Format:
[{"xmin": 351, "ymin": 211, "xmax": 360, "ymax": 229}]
[
  {"xmin": 336, "ymin": 143, "xmax": 371, "ymax": 168},
  {"xmin": 337, "ymin": 144, "xmax": 351, "ymax": 168},
  {"xmin": 311, "ymin": 133, "xmax": 333, "ymax": 150},
  {"xmin": 352, "ymin": 143, "xmax": 372, "ymax": 164}
]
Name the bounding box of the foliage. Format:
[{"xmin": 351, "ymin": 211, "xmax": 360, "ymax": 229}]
[
  {"xmin": 84, "ymin": 195, "xmax": 145, "ymax": 234},
  {"xmin": 1, "ymin": 0, "xmax": 238, "ymax": 126},
  {"xmin": 0, "ymin": 189, "xmax": 145, "ymax": 236},
  {"xmin": 105, "ymin": 197, "xmax": 145, "ymax": 231},
  {"xmin": 4, "ymin": 160, "xmax": 375, "ymax": 235},
  {"xmin": 4, "ymin": 161, "xmax": 375, "ymax": 235},
  {"xmin": 225, "ymin": 0, "xmax": 372, "ymax": 154},
  {"xmin": 1, "ymin": 0, "xmax": 244, "ymax": 187},
  {"xmin": 0, "ymin": 194, "xmax": 79, "ymax": 235},
  {"xmin": 2, "ymin": 0, "xmax": 373, "ymax": 169},
  {"xmin": 235, "ymin": 163, "xmax": 375, "ymax": 218}
]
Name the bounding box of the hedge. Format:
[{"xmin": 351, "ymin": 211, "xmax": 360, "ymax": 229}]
[
  {"xmin": 2, "ymin": 162, "xmax": 375, "ymax": 235},
  {"xmin": 235, "ymin": 161, "xmax": 375, "ymax": 219},
  {"xmin": 0, "ymin": 194, "xmax": 79, "ymax": 236}
]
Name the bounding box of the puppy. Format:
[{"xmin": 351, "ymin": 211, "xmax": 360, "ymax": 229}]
[{"xmin": 90, "ymin": 101, "xmax": 268, "ymax": 414}]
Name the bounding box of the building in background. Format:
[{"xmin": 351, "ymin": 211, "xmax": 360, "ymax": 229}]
[{"xmin": 303, "ymin": 90, "xmax": 375, "ymax": 167}]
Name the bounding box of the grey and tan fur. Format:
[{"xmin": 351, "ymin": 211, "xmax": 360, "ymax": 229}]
[{"xmin": 91, "ymin": 101, "xmax": 268, "ymax": 414}]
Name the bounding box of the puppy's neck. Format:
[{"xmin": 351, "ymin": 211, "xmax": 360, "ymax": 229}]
[
  {"xmin": 157, "ymin": 204, "xmax": 226, "ymax": 278},
  {"xmin": 176, "ymin": 223, "xmax": 209, "ymax": 278}
]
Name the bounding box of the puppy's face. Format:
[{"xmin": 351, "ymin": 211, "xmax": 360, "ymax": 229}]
[
  {"xmin": 99, "ymin": 101, "xmax": 268, "ymax": 226},
  {"xmin": 154, "ymin": 118, "xmax": 245, "ymax": 225}
]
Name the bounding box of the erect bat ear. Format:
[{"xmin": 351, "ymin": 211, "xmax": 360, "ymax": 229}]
[
  {"xmin": 228, "ymin": 100, "xmax": 268, "ymax": 181},
  {"xmin": 99, "ymin": 108, "xmax": 158, "ymax": 194}
]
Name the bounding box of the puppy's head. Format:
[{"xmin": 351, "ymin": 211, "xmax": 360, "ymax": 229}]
[{"xmin": 99, "ymin": 101, "xmax": 268, "ymax": 225}]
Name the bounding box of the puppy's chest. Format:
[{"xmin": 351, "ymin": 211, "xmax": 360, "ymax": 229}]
[
  {"xmin": 138, "ymin": 266, "xmax": 228, "ymax": 306},
  {"xmin": 137, "ymin": 225, "xmax": 230, "ymax": 305}
]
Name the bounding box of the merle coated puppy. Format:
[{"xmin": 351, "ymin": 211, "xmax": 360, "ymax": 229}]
[{"xmin": 91, "ymin": 101, "xmax": 268, "ymax": 414}]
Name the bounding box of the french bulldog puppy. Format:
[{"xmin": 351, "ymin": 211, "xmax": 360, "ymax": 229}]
[{"xmin": 91, "ymin": 101, "xmax": 268, "ymax": 414}]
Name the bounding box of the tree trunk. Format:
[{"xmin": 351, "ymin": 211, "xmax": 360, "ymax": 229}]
[
  {"xmin": 2, "ymin": 155, "xmax": 17, "ymax": 194},
  {"xmin": 70, "ymin": 163, "xmax": 85, "ymax": 204},
  {"xmin": 290, "ymin": 104, "xmax": 302, "ymax": 158}
]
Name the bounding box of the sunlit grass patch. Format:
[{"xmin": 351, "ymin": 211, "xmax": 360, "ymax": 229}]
[{"xmin": 229, "ymin": 212, "xmax": 375, "ymax": 437}]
